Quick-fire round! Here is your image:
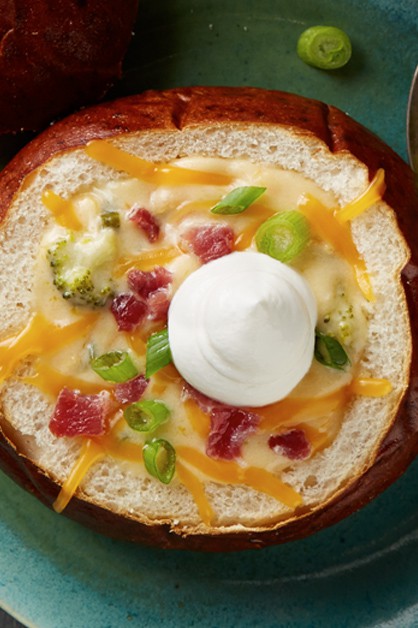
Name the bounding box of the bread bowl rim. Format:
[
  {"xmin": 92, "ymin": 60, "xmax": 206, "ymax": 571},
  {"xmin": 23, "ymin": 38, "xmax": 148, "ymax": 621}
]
[{"xmin": 1, "ymin": 85, "xmax": 418, "ymax": 551}]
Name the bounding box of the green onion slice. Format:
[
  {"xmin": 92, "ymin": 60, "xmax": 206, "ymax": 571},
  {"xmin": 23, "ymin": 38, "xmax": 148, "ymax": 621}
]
[
  {"xmin": 145, "ymin": 328, "xmax": 172, "ymax": 378},
  {"xmin": 255, "ymin": 210, "xmax": 310, "ymax": 263},
  {"xmin": 101, "ymin": 211, "xmax": 120, "ymax": 229},
  {"xmin": 124, "ymin": 400, "xmax": 170, "ymax": 432},
  {"xmin": 143, "ymin": 438, "xmax": 176, "ymax": 484},
  {"xmin": 297, "ymin": 26, "xmax": 352, "ymax": 70},
  {"xmin": 91, "ymin": 350, "xmax": 138, "ymax": 382},
  {"xmin": 210, "ymin": 186, "xmax": 266, "ymax": 215},
  {"xmin": 314, "ymin": 331, "xmax": 350, "ymax": 370}
]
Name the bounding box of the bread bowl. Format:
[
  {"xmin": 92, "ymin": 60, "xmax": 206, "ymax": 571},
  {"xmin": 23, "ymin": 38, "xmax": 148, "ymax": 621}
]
[
  {"xmin": 0, "ymin": 86, "xmax": 417, "ymax": 551},
  {"xmin": 0, "ymin": 0, "xmax": 138, "ymax": 133}
]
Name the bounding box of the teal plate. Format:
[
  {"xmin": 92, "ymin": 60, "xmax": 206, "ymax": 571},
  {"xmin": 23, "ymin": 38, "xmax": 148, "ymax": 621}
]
[{"xmin": 1, "ymin": 1, "xmax": 418, "ymax": 626}]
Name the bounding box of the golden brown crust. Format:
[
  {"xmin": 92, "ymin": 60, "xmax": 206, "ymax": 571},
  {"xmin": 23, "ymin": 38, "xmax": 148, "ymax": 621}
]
[
  {"xmin": 0, "ymin": 0, "xmax": 138, "ymax": 133},
  {"xmin": 1, "ymin": 86, "xmax": 418, "ymax": 551}
]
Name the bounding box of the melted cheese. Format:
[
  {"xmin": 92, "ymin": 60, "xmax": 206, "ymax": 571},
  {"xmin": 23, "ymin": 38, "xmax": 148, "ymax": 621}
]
[
  {"xmin": 336, "ymin": 169, "xmax": 385, "ymax": 222},
  {"xmin": 0, "ymin": 312, "xmax": 99, "ymax": 383},
  {"xmin": 115, "ymin": 247, "xmax": 181, "ymax": 275},
  {"xmin": 42, "ymin": 189, "xmax": 83, "ymax": 231},
  {"xmin": 3, "ymin": 155, "xmax": 391, "ymax": 522},
  {"xmin": 24, "ymin": 361, "xmax": 112, "ymax": 398},
  {"xmin": 176, "ymin": 461, "xmax": 215, "ymax": 525},
  {"xmin": 299, "ymin": 194, "xmax": 374, "ymax": 301},
  {"xmin": 176, "ymin": 446, "xmax": 302, "ymax": 509},
  {"xmin": 85, "ymin": 140, "xmax": 233, "ymax": 187},
  {"xmin": 53, "ymin": 438, "xmax": 105, "ymax": 513}
]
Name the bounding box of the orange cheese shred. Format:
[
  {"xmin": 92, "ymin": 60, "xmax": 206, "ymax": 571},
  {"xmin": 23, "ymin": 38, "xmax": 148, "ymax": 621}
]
[
  {"xmin": 176, "ymin": 461, "xmax": 215, "ymax": 525},
  {"xmin": 350, "ymin": 376, "xmax": 393, "ymax": 397},
  {"xmin": 183, "ymin": 398, "xmax": 210, "ymax": 439},
  {"xmin": 41, "ymin": 189, "xmax": 83, "ymax": 231},
  {"xmin": 54, "ymin": 419, "xmax": 143, "ymax": 512},
  {"xmin": 23, "ymin": 361, "xmax": 111, "ymax": 398},
  {"xmin": 115, "ymin": 246, "xmax": 181, "ymax": 276},
  {"xmin": 298, "ymin": 423, "xmax": 330, "ymax": 453},
  {"xmin": 53, "ymin": 438, "xmax": 105, "ymax": 513},
  {"xmin": 257, "ymin": 386, "xmax": 351, "ymax": 433},
  {"xmin": 177, "ymin": 446, "xmax": 302, "ymax": 509},
  {"xmin": 0, "ymin": 312, "xmax": 99, "ymax": 383},
  {"xmin": 85, "ymin": 140, "xmax": 233, "ymax": 187},
  {"xmin": 299, "ymin": 194, "xmax": 374, "ymax": 301},
  {"xmin": 336, "ymin": 169, "xmax": 386, "ymax": 223}
]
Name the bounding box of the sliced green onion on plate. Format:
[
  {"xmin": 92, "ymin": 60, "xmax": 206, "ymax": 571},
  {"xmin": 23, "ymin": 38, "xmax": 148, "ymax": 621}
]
[
  {"xmin": 297, "ymin": 25, "xmax": 352, "ymax": 70},
  {"xmin": 91, "ymin": 350, "xmax": 138, "ymax": 382},
  {"xmin": 145, "ymin": 328, "xmax": 172, "ymax": 378},
  {"xmin": 124, "ymin": 400, "xmax": 170, "ymax": 432},
  {"xmin": 211, "ymin": 186, "xmax": 266, "ymax": 214},
  {"xmin": 314, "ymin": 331, "xmax": 350, "ymax": 370},
  {"xmin": 143, "ymin": 438, "xmax": 176, "ymax": 484},
  {"xmin": 255, "ymin": 210, "xmax": 310, "ymax": 262}
]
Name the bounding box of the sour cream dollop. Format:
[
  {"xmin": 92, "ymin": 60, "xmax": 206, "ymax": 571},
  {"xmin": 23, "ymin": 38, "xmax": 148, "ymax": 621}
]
[{"xmin": 168, "ymin": 251, "xmax": 317, "ymax": 407}]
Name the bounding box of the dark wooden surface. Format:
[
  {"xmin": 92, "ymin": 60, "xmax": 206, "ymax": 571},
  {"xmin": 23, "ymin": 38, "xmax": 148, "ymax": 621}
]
[{"xmin": 0, "ymin": 608, "xmax": 25, "ymax": 628}]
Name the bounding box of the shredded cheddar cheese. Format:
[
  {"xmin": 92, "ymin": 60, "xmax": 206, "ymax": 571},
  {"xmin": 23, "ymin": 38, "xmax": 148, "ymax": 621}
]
[
  {"xmin": 42, "ymin": 189, "xmax": 83, "ymax": 231},
  {"xmin": 85, "ymin": 140, "xmax": 233, "ymax": 187},
  {"xmin": 176, "ymin": 446, "xmax": 303, "ymax": 509},
  {"xmin": 0, "ymin": 312, "xmax": 99, "ymax": 383},
  {"xmin": 299, "ymin": 194, "xmax": 374, "ymax": 301},
  {"xmin": 53, "ymin": 438, "xmax": 105, "ymax": 513},
  {"xmin": 176, "ymin": 461, "xmax": 215, "ymax": 525},
  {"xmin": 115, "ymin": 247, "xmax": 181, "ymax": 276},
  {"xmin": 4, "ymin": 153, "xmax": 393, "ymax": 526},
  {"xmin": 336, "ymin": 169, "xmax": 386, "ymax": 222}
]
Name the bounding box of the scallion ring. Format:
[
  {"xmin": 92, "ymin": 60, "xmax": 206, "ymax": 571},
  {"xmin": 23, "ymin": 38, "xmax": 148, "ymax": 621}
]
[
  {"xmin": 255, "ymin": 210, "xmax": 310, "ymax": 262},
  {"xmin": 124, "ymin": 400, "xmax": 170, "ymax": 432},
  {"xmin": 297, "ymin": 26, "xmax": 352, "ymax": 70},
  {"xmin": 210, "ymin": 186, "xmax": 266, "ymax": 215},
  {"xmin": 145, "ymin": 328, "xmax": 172, "ymax": 378},
  {"xmin": 143, "ymin": 438, "xmax": 176, "ymax": 484},
  {"xmin": 314, "ymin": 331, "xmax": 350, "ymax": 370},
  {"xmin": 91, "ymin": 350, "xmax": 138, "ymax": 382}
]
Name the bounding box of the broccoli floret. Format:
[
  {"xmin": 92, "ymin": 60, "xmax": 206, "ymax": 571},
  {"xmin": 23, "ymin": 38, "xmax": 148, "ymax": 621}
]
[{"xmin": 47, "ymin": 228, "xmax": 117, "ymax": 307}]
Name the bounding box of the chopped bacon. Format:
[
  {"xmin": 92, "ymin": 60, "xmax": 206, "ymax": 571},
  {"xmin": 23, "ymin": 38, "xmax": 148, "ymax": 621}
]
[
  {"xmin": 127, "ymin": 267, "xmax": 172, "ymax": 299},
  {"xmin": 182, "ymin": 224, "xmax": 234, "ymax": 263},
  {"xmin": 147, "ymin": 288, "xmax": 170, "ymax": 321},
  {"xmin": 207, "ymin": 407, "xmax": 260, "ymax": 460},
  {"xmin": 112, "ymin": 268, "xmax": 173, "ymax": 330},
  {"xmin": 49, "ymin": 388, "xmax": 112, "ymax": 437},
  {"xmin": 183, "ymin": 383, "xmax": 259, "ymax": 460},
  {"xmin": 268, "ymin": 429, "xmax": 312, "ymax": 461},
  {"xmin": 110, "ymin": 293, "xmax": 148, "ymax": 331},
  {"xmin": 129, "ymin": 207, "xmax": 160, "ymax": 243},
  {"xmin": 114, "ymin": 374, "xmax": 148, "ymax": 405}
]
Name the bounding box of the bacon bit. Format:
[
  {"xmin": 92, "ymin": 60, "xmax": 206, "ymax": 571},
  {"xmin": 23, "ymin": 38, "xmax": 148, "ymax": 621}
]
[
  {"xmin": 49, "ymin": 388, "xmax": 113, "ymax": 437},
  {"xmin": 147, "ymin": 288, "xmax": 170, "ymax": 321},
  {"xmin": 183, "ymin": 383, "xmax": 259, "ymax": 460},
  {"xmin": 127, "ymin": 267, "xmax": 172, "ymax": 299},
  {"xmin": 208, "ymin": 407, "xmax": 260, "ymax": 460},
  {"xmin": 129, "ymin": 207, "xmax": 160, "ymax": 242},
  {"xmin": 110, "ymin": 293, "xmax": 147, "ymax": 331},
  {"xmin": 268, "ymin": 429, "xmax": 312, "ymax": 461},
  {"xmin": 114, "ymin": 374, "xmax": 148, "ymax": 405},
  {"xmin": 182, "ymin": 224, "xmax": 234, "ymax": 263}
]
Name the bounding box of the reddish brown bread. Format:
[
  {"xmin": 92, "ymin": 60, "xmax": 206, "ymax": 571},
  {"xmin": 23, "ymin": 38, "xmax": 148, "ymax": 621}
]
[
  {"xmin": 0, "ymin": 86, "xmax": 418, "ymax": 550},
  {"xmin": 0, "ymin": 0, "xmax": 138, "ymax": 133}
]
